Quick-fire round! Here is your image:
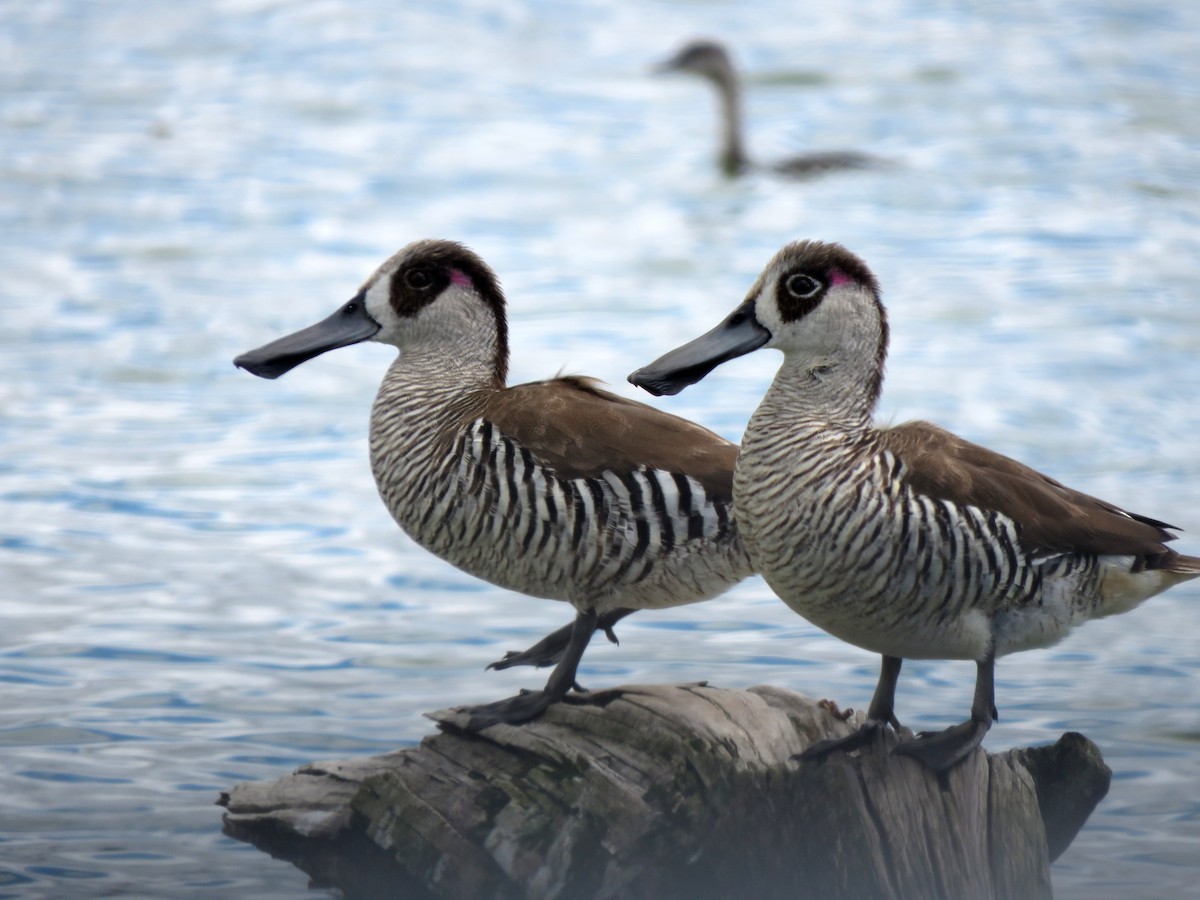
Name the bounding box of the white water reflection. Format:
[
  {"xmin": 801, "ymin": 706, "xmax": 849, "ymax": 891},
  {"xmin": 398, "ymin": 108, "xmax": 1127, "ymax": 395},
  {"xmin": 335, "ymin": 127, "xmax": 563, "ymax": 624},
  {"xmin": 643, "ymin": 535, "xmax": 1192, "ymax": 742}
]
[{"xmin": 2, "ymin": 1, "xmax": 1198, "ymax": 896}]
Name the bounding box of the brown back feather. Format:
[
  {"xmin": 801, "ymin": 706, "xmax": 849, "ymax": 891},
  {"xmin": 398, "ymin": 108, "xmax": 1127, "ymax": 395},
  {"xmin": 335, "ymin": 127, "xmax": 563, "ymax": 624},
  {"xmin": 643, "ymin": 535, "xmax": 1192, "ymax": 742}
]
[
  {"xmin": 876, "ymin": 421, "xmax": 1181, "ymax": 562},
  {"xmin": 482, "ymin": 376, "xmax": 737, "ymax": 500}
]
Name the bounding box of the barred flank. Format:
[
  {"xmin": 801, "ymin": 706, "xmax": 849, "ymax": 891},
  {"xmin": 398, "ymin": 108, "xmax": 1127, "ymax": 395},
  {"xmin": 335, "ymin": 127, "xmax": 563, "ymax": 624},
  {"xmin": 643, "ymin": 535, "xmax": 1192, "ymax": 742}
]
[{"xmin": 370, "ymin": 367, "xmax": 749, "ymax": 610}]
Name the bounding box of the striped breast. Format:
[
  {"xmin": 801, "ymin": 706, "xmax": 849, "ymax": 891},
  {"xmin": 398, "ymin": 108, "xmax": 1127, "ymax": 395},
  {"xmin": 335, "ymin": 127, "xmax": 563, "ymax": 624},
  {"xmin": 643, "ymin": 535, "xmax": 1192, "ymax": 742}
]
[
  {"xmin": 371, "ymin": 370, "xmax": 752, "ymax": 613},
  {"xmin": 736, "ymin": 418, "xmax": 1040, "ymax": 661},
  {"xmin": 737, "ymin": 408, "xmax": 1188, "ymax": 661}
]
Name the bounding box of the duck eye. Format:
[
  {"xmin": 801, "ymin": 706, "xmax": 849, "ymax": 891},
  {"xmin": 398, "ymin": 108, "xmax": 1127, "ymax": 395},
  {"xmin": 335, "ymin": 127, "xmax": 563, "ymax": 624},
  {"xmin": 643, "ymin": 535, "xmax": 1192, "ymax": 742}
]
[
  {"xmin": 785, "ymin": 273, "xmax": 821, "ymax": 299},
  {"xmin": 405, "ymin": 267, "xmax": 433, "ymax": 289}
]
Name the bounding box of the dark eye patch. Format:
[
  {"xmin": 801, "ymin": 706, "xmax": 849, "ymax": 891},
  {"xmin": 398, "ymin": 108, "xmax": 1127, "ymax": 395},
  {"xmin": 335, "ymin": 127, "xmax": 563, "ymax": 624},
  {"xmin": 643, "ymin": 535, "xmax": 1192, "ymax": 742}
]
[
  {"xmin": 776, "ymin": 269, "xmax": 827, "ymax": 322},
  {"xmin": 390, "ymin": 263, "xmax": 450, "ymax": 318}
]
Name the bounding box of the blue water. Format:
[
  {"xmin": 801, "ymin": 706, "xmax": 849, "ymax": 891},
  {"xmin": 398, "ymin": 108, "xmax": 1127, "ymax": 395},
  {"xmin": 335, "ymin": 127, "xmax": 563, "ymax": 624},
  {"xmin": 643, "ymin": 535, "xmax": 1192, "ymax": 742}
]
[{"xmin": 2, "ymin": 1, "xmax": 1198, "ymax": 896}]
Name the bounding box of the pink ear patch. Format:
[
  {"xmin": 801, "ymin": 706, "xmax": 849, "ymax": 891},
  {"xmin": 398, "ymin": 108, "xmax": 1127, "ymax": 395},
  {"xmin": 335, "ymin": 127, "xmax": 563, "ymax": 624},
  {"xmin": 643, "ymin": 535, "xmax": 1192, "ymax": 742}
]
[
  {"xmin": 449, "ymin": 268, "xmax": 472, "ymax": 287},
  {"xmin": 829, "ymin": 268, "xmax": 855, "ymax": 287}
]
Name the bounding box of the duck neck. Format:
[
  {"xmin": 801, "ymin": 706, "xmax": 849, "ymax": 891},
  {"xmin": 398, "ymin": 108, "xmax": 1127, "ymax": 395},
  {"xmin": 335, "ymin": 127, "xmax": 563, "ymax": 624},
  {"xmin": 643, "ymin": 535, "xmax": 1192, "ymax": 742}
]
[
  {"xmin": 712, "ymin": 73, "xmax": 750, "ymax": 176},
  {"xmin": 747, "ymin": 355, "xmax": 877, "ymax": 452},
  {"xmin": 370, "ymin": 334, "xmax": 503, "ymax": 472}
]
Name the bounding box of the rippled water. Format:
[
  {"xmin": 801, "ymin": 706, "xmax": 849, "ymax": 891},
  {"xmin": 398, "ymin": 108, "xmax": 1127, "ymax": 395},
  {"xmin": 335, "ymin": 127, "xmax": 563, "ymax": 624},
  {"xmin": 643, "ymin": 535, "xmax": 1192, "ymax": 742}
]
[{"xmin": 2, "ymin": 1, "xmax": 1198, "ymax": 896}]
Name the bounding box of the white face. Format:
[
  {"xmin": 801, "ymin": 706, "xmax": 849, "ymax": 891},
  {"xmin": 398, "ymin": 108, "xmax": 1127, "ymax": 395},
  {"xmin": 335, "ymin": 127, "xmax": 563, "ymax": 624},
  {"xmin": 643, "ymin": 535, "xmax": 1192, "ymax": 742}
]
[
  {"xmin": 626, "ymin": 240, "xmax": 885, "ymax": 399},
  {"xmin": 752, "ymin": 261, "xmax": 878, "ymax": 365},
  {"xmin": 360, "ymin": 264, "xmax": 399, "ymax": 340},
  {"xmin": 357, "ymin": 244, "xmax": 503, "ymax": 354},
  {"xmin": 233, "ymin": 239, "xmax": 507, "ymax": 382}
]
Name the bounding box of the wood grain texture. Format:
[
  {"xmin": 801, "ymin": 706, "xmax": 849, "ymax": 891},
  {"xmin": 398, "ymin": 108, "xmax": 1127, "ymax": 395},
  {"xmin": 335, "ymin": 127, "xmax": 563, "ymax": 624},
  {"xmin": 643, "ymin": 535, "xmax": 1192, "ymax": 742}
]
[{"xmin": 220, "ymin": 684, "xmax": 1110, "ymax": 900}]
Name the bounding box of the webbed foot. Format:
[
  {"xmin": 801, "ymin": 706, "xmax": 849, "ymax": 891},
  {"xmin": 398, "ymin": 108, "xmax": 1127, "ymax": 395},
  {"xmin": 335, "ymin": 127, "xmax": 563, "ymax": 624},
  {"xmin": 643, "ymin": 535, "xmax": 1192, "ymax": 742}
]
[
  {"xmin": 486, "ymin": 622, "xmax": 576, "ymax": 672},
  {"xmin": 463, "ymin": 689, "xmax": 557, "ymax": 731},
  {"xmin": 485, "ymin": 608, "xmax": 633, "ymax": 672},
  {"xmin": 894, "ymin": 652, "xmax": 997, "ymax": 772},
  {"xmin": 466, "ymin": 608, "xmax": 602, "ymax": 731},
  {"xmin": 794, "ymin": 718, "xmax": 891, "ymax": 762},
  {"xmin": 894, "ymin": 717, "xmax": 991, "ymax": 772},
  {"xmin": 796, "ymin": 655, "xmax": 904, "ymax": 762}
]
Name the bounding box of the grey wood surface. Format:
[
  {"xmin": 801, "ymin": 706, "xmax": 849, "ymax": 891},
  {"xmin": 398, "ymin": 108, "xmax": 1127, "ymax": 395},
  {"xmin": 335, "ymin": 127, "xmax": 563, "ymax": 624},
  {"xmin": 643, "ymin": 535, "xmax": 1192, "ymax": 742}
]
[{"xmin": 220, "ymin": 683, "xmax": 1111, "ymax": 900}]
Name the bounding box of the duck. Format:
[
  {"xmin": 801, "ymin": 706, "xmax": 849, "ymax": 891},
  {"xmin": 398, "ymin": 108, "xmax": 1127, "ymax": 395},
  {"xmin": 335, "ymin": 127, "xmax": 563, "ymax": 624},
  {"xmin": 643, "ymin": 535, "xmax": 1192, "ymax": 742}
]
[
  {"xmin": 629, "ymin": 239, "xmax": 1200, "ymax": 771},
  {"xmin": 234, "ymin": 239, "xmax": 753, "ymax": 730},
  {"xmin": 656, "ymin": 39, "xmax": 883, "ymax": 179}
]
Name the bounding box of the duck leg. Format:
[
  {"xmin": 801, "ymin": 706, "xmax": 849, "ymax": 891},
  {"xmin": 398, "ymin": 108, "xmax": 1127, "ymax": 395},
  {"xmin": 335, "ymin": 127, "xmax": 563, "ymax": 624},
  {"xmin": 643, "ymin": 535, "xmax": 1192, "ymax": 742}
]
[
  {"xmin": 796, "ymin": 655, "xmax": 903, "ymax": 762},
  {"xmin": 465, "ymin": 608, "xmax": 599, "ymax": 731},
  {"xmin": 485, "ymin": 608, "xmax": 633, "ymax": 680},
  {"xmin": 894, "ymin": 652, "xmax": 996, "ymax": 772}
]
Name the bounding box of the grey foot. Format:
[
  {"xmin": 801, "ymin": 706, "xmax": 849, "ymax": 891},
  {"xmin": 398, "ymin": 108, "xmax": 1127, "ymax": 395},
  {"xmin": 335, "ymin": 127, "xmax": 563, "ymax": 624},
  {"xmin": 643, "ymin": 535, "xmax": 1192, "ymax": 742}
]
[
  {"xmin": 486, "ymin": 623, "xmax": 576, "ymax": 672},
  {"xmin": 486, "ymin": 608, "xmax": 632, "ymax": 673},
  {"xmin": 794, "ymin": 719, "xmax": 890, "ymax": 762},
  {"xmin": 463, "ymin": 689, "xmax": 556, "ymax": 731},
  {"xmin": 893, "ymin": 718, "xmax": 991, "ymax": 772}
]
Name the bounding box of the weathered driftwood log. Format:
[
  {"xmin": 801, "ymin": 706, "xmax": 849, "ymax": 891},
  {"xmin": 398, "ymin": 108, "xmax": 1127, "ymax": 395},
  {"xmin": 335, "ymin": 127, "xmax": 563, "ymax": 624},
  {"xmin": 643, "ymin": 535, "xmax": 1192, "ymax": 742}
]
[{"xmin": 219, "ymin": 683, "xmax": 1111, "ymax": 900}]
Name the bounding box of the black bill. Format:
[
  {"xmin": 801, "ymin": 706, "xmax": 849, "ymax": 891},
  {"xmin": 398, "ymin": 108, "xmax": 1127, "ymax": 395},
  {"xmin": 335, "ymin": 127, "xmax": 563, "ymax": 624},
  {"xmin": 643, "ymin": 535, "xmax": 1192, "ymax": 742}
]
[
  {"xmin": 628, "ymin": 299, "xmax": 769, "ymax": 396},
  {"xmin": 233, "ymin": 293, "xmax": 381, "ymax": 380}
]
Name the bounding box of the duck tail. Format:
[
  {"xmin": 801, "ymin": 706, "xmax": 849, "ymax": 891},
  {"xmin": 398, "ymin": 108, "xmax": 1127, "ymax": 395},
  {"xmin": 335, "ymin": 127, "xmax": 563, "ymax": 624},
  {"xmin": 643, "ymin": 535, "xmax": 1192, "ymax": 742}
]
[{"xmin": 1163, "ymin": 553, "xmax": 1200, "ymax": 576}]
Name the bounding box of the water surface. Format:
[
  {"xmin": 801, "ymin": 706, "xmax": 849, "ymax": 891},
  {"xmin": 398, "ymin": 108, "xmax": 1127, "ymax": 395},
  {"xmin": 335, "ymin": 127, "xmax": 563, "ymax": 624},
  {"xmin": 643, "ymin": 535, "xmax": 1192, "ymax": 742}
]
[{"xmin": 2, "ymin": 1, "xmax": 1198, "ymax": 896}]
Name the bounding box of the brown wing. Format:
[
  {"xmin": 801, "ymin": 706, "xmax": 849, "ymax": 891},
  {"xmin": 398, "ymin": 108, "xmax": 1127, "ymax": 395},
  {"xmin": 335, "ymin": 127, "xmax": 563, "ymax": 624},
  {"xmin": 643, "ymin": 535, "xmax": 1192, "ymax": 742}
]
[
  {"xmin": 877, "ymin": 420, "xmax": 1179, "ymax": 559},
  {"xmin": 481, "ymin": 376, "xmax": 737, "ymax": 500}
]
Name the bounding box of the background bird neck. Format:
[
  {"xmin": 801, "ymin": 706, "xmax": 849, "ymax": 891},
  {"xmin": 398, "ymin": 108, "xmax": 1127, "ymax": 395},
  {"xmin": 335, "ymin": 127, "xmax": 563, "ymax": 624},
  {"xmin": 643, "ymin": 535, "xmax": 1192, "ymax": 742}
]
[{"xmin": 713, "ymin": 76, "xmax": 749, "ymax": 174}]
